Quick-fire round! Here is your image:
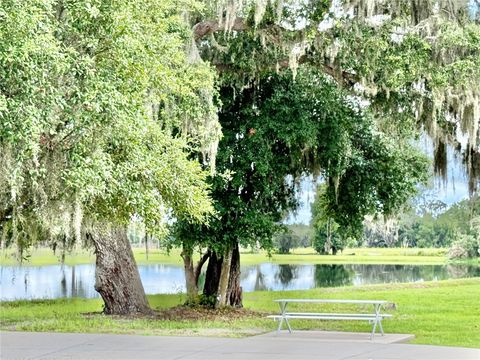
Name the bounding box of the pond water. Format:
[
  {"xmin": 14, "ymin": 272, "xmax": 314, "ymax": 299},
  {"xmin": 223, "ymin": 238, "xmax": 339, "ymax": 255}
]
[{"xmin": 1, "ymin": 263, "xmax": 479, "ymax": 301}]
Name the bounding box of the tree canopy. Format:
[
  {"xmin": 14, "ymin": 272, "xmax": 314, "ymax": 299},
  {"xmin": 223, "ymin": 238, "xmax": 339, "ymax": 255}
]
[
  {"xmin": 362, "ymin": 194, "xmax": 480, "ymax": 251},
  {"xmin": 0, "ymin": 0, "xmax": 219, "ymax": 254},
  {"xmin": 193, "ymin": 0, "xmax": 480, "ymax": 191},
  {"xmin": 174, "ymin": 66, "xmax": 428, "ymax": 305},
  {"xmin": 2, "ymin": 0, "xmax": 479, "ymax": 311},
  {"xmin": 172, "ymin": 0, "xmax": 479, "ymax": 306}
]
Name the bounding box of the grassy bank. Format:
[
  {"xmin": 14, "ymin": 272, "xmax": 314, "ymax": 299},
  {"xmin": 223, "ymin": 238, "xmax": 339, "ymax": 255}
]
[
  {"xmin": 1, "ymin": 278, "xmax": 479, "ymax": 348},
  {"xmin": 1, "ymin": 247, "xmax": 460, "ymax": 267}
]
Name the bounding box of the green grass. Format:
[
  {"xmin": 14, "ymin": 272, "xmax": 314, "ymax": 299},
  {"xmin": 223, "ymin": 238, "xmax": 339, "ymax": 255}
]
[
  {"xmin": 248, "ymin": 247, "xmax": 451, "ymax": 265},
  {"xmin": 1, "ymin": 246, "xmax": 465, "ymax": 267},
  {"xmin": 1, "ymin": 278, "xmax": 479, "ymax": 347}
]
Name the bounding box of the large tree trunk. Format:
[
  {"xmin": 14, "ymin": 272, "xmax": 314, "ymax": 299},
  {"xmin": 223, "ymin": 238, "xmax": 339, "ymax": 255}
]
[
  {"xmin": 227, "ymin": 243, "xmax": 242, "ymax": 307},
  {"xmin": 202, "ymin": 244, "xmax": 243, "ymax": 307},
  {"xmin": 91, "ymin": 224, "xmax": 152, "ymax": 315}
]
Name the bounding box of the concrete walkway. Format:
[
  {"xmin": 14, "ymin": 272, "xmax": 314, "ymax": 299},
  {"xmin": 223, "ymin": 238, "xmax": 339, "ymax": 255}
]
[{"xmin": 1, "ymin": 331, "xmax": 479, "ymax": 360}]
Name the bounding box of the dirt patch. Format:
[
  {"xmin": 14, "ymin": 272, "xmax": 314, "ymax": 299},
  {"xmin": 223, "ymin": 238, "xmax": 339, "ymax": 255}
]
[
  {"xmin": 82, "ymin": 306, "xmax": 266, "ymax": 322},
  {"xmin": 156, "ymin": 305, "xmax": 265, "ymax": 321}
]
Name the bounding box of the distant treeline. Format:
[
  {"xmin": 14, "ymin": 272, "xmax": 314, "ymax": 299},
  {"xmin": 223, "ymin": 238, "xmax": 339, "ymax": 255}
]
[{"xmin": 273, "ymin": 195, "xmax": 480, "ymax": 258}]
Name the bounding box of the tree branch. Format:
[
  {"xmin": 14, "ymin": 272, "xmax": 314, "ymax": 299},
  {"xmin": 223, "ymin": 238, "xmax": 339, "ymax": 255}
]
[
  {"xmin": 193, "ymin": 17, "xmax": 357, "ymax": 87},
  {"xmin": 194, "ymin": 250, "xmax": 211, "ymax": 283},
  {"xmin": 193, "ymin": 18, "xmax": 247, "ymax": 40},
  {"xmin": 214, "ymin": 54, "xmax": 356, "ymax": 87}
]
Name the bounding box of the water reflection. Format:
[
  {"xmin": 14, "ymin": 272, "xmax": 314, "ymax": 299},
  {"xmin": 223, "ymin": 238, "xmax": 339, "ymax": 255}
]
[
  {"xmin": 1, "ymin": 263, "xmax": 479, "ymax": 300},
  {"xmin": 1, "ymin": 264, "xmax": 96, "ymax": 300},
  {"xmin": 314, "ymin": 265, "xmax": 353, "ymax": 287},
  {"xmin": 239, "ymin": 263, "xmax": 480, "ymax": 291},
  {"xmin": 275, "ymin": 264, "xmax": 299, "ymax": 287}
]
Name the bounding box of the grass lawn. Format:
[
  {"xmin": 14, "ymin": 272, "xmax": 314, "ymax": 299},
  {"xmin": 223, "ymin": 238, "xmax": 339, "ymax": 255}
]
[
  {"xmin": 1, "ymin": 278, "xmax": 479, "ymax": 348},
  {"xmin": 1, "ymin": 246, "xmax": 466, "ymax": 267}
]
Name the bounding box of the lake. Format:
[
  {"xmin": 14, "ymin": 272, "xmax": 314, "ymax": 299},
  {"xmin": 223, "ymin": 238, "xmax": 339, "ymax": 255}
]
[{"xmin": 1, "ymin": 263, "xmax": 479, "ymax": 301}]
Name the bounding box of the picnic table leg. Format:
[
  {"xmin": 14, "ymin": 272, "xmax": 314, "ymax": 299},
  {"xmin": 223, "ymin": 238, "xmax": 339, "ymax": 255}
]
[
  {"xmin": 285, "ymin": 316, "xmax": 292, "ymax": 333},
  {"xmin": 277, "ymin": 301, "xmax": 292, "ymax": 334},
  {"xmin": 378, "ymin": 318, "xmax": 384, "ymax": 336},
  {"xmin": 277, "ymin": 317, "xmax": 284, "ymax": 333},
  {"xmin": 370, "ymin": 303, "xmax": 388, "ymax": 339},
  {"xmin": 375, "ymin": 303, "xmax": 385, "ymax": 336},
  {"xmin": 370, "ymin": 318, "xmax": 378, "ymax": 340},
  {"xmin": 370, "ymin": 304, "xmax": 381, "ymax": 340}
]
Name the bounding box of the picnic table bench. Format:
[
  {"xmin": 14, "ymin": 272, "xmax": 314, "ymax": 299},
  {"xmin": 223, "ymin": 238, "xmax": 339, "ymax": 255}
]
[{"xmin": 267, "ymin": 299, "xmax": 392, "ymax": 339}]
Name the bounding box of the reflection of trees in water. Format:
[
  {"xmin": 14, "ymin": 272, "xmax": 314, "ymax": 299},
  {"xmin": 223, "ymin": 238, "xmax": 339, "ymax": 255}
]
[
  {"xmin": 349, "ymin": 264, "xmax": 429, "ymax": 284},
  {"xmin": 60, "ymin": 267, "xmax": 67, "ymax": 296},
  {"xmin": 254, "ymin": 265, "xmax": 267, "ymax": 291},
  {"xmin": 343, "ymin": 264, "xmax": 478, "ymax": 284},
  {"xmin": 275, "ymin": 265, "xmax": 299, "ymax": 287},
  {"xmin": 445, "ymin": 264, "xmax": 480, "ymax": 278},
  {"xmin": 73, "ymin": 267, "xmax": 93, "ymax": 298},
  {"xmin": 4, "ymin": 262, "xmax": 480, "ymax": 300},
  {"xmin": 71, "ymin": 266, "xmax": 76, "ymax": 296},
  {"xmin": 23, "ymin": 270, "xmax": 28, "ymax": 294},
  {"xmin": 59, "ymin": 266, "xmax": 91, "ymax": 298},
  {"xmin": 314, "ymin": 265, "xmax": 353, "ymax": 287}
]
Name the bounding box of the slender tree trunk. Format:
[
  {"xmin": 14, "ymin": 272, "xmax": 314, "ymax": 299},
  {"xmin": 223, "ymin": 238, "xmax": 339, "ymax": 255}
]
[
  {"xmin": 216, "ymin": 247, "xmax": 233, "ymax": 307},
  {"xmin": 182, "ymin": 252, "xmax": 198, "ymax": 297},
  {"xmin": 145, "ymin": 232, "xmax": 149, "ymax": 260},
  {"xmin": 92, "ymin": 224, "xmax": 152, "ymax": 315},
  {"xmin": 227, "ymin": 243, "xmax": 242, "ymax": 307},
  {"xmin": 203, "ymin": 249, "xmax": 222, "ymax": 299},
  {"xmin": 326, "ymin": 217, "xmax": 332, "ymax": 254},
  {"xmin": 182, "ymin": 247, "xmax": 211, "ymax": 302}
]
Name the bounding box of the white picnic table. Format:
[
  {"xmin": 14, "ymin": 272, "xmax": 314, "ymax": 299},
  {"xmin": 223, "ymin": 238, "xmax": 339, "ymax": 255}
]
[{"xmin": 268, "ymin": 299, "xmax": 392, "ymax": 339}]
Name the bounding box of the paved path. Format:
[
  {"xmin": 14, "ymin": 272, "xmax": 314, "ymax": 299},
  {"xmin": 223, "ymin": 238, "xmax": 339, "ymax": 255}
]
[{"xmin": 1, "ymin": 331, "xmax": 479, "ymax": 360}]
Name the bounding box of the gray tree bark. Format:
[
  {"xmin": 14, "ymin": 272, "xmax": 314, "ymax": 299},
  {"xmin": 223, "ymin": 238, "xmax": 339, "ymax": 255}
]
[
  {"xmin": 226, "ymin": 243, "xmax": 242, "ymax": 307},
  {"xmin": 91, "ymin": 224, "xmax": 152, "ymax": 315},
  {"xmin": 216, "ymin": 247, "xmax": 232, "ymax": 307}
]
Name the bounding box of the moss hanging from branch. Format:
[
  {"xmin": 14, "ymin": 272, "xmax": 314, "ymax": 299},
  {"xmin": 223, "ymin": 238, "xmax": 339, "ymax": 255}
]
[
  {"xmin": 195, "ymin": 0, "xmax": 478, "ymax": 186},
  {"xmin": 1, "ymin": 0, "xmax": 218, "ymax": 256}
]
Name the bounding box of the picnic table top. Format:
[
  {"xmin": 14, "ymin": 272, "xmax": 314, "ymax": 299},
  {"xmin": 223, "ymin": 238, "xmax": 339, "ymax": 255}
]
[{"xmin": 274, "ymin": 299, "xmax": 388, "ymax": 305}]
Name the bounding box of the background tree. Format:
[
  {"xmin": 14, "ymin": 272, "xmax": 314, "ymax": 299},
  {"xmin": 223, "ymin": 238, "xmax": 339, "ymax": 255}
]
[
  {"xmin": 287, "ymin": 224, "xmax": 314, "ymax": 248},
  {"xmin": 311, "ymin": 191, "xmax": 346, "ymax": 255},
  {"xmin": 175, "ymin": 67, "xmax": 428, "ymax": 307},
  {"xmin": 448, "ymin": 213, "xmax": 480, "ymax": 259},
  {"xmin": 359, "ymin": 194, "xmax": 480, "ymax": 250},
  {"xmin": 180, "ymin": 0, "xmax": 479, "ymax": 307},
  {"xmin": 0, "ymin": 0, "xmax": 219, "ymax": 314},
  {"xmin": 274, "ymin": 232, "xmax": 301, "ymax": 254},
  {"xmin": 362, "ymin": 215, "xmax": 401, "ymax": 248}
]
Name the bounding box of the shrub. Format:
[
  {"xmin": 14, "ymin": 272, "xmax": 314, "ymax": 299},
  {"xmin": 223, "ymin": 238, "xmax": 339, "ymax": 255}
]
[{"xmin": 448, "ymin": 234, "xmax": 480, "ymax": 259}]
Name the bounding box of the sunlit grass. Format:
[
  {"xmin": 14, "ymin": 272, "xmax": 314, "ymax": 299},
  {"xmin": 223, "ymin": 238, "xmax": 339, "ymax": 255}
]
[
  {"xmin": 1, "ymin": 278, "xmax": 479, "ymax": 347},
  {"xmin": 1, "ymin": 246, "xmax": 465, "ymax": 267}
]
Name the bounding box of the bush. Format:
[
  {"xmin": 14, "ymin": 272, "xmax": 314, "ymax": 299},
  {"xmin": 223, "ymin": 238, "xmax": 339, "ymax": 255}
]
[{"xmin": 448, "ymin": 234, "xmax": 480, "ymax": 259}]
